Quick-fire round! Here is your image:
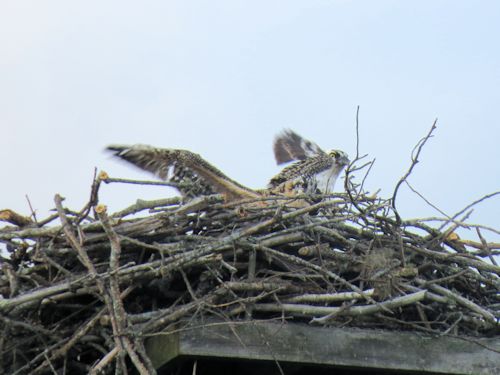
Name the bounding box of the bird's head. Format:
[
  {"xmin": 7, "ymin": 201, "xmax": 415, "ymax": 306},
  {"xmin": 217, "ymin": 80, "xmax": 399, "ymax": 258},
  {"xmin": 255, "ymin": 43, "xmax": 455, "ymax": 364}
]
[{"xmin": 328, "ymin": 150, "xmax": 350, "ymax": 168}]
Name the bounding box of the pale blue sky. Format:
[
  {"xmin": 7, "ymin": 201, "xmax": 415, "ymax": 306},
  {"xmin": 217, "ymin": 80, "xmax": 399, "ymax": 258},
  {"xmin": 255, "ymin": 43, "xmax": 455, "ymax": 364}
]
[{"xmin": 1, "ymin": 1, "xmax": 498, "ymax": 240}]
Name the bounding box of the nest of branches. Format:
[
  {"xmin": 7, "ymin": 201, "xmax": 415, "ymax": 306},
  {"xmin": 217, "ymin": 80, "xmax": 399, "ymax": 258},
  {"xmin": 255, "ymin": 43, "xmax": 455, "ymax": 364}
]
[{"xmin": 1, "ymin": 169, "xmax": 499, "ymax": 373}]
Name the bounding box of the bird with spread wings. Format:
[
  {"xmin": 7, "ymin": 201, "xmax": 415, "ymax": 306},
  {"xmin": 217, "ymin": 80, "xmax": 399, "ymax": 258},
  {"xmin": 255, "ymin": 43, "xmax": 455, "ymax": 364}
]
[
  {"xmin": 268, "ymin": 129, "xmax": 350, "ymax": 195},
  {"xmin": 106, "ymin": 129, "xmax": 349, "ymax": 201},
  {"xmin": 106, "ymin": 145, "xmax": 260, "ymax": 201}
]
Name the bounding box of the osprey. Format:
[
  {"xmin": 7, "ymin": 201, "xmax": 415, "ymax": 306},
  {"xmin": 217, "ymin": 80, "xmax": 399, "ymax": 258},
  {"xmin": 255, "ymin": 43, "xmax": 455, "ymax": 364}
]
[
  {"xmin": 106, "ymin": 129, "xmax": 349, "ymax": 202},
  {"xmin": 268, "ymin": 129, "xmax": 350, "ymax": 195},
  {"xmin": 106, "ymin": 145, "xmax": 260, "ymax": 201}
]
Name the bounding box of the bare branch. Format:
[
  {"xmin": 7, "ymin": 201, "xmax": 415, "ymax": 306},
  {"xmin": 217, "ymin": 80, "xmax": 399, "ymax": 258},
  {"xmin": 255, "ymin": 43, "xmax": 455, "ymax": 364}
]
[{"xmin": 392, "ymin": 119, "xmax": 438, "ymax": 223}]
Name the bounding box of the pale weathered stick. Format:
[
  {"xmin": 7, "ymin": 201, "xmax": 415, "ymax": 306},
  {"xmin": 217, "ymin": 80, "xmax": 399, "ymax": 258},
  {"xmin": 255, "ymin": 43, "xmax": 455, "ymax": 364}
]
[{"xmin": 250, "ymin": 291, "xmax": 426, "ymax": 322}]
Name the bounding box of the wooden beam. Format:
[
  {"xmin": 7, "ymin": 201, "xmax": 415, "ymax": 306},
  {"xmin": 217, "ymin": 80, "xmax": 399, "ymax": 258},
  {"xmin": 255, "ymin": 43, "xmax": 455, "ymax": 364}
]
[{"xmin": 145, "ymin": 321, "xmax": 499, "ymax": 375}]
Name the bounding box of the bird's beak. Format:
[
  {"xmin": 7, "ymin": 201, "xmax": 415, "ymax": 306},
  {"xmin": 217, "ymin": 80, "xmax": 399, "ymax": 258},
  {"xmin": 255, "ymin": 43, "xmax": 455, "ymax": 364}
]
[{"xmin": 338, "ymin": 155, "xmax": 350, "ymax": 167}]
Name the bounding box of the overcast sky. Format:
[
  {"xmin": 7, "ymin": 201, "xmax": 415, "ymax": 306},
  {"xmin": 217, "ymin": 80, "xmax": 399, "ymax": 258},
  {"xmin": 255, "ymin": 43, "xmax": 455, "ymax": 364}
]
[{"xmin": 1, "ymin": 1, "xmax": 498, "ymax": 241}]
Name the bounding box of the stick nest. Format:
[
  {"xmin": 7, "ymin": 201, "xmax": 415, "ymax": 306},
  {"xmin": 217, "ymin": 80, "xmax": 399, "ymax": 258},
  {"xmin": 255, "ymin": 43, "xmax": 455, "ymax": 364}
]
[{"xmin": 0, "ymin": 177, "xmax": 499, "ymax": 374}]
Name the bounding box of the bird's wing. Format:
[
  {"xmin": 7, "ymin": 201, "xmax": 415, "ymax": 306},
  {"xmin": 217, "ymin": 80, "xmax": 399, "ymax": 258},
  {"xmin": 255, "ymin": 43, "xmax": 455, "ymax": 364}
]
[
  {"xmin": 268, "ymin": 159, "xmax": 309, "ymax": 188},
  {"xmin": 273, "ymin": 129, "xmax": 325, "ymax": 165},
  {"xmin": 106, "ymin": 145, "xmax": 259, "ymax": 200},
  {"xmin": 268, "ymin": 155, "xmax": 332, "ymax": 189}
]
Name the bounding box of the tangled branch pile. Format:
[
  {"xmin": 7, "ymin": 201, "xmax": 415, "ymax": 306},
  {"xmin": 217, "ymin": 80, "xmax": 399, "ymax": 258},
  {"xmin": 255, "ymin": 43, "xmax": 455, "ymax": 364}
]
[{"xmin": 0, "ymin": 176, "xmax": 499, "ymax": 374}]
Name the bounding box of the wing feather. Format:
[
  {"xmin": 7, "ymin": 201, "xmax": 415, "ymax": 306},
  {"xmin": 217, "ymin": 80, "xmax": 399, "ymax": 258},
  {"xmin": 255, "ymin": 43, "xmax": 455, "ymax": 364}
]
[
  {"xmin": 273, "ymin": 129, "xmax": 325, "ymax": 165},
  {"xmin": 106, "ymin": 145, "xmax": 259, "ymax": 200},
  {"xmin": 268, "ymin": 155, "xmax": 332, "ymax": 189}
]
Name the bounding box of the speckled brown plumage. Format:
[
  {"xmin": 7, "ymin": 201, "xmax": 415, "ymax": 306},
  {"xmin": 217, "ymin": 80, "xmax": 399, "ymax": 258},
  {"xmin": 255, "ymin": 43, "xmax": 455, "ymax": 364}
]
[
  {"xmin": 107, "ymin": 130, "xmax": 348, "ymax": 202},
  {"xmin": 273, "ymin": 129, "xmax": 325, "ymax": 164},
  {"xmin": 106, "ymin": 145, "xmax": 260, "ymax": 200},
  {"xmin": 269, "ymin": 129, "xmax": 349, "ymax": 195}
]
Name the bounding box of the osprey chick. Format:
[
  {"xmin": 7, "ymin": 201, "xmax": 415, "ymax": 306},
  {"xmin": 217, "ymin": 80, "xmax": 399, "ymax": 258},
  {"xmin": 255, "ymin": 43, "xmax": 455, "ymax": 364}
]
[
  {"xmin": 106, "ymin": 145, "xmax": 259, "ymax": 201},
  {"xmin": 269, "ymin": 129, "xmax": 350, "ymax": 195}
]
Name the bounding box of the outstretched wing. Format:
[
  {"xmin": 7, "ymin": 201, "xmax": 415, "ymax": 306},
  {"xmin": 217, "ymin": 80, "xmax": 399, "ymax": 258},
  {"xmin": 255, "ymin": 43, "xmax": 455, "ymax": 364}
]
[
  {"xmin": 273, "ymin": 129, "xmax": 325, "ymax": 165},
  {"xmin": 106, "ymin": 145, "xmax": 259, "ymax": 200}
]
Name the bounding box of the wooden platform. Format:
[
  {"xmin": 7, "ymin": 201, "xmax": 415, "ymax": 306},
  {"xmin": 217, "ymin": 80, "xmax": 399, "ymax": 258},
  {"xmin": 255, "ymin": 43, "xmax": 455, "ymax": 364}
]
[{"xmin": 145, "ymin": 321, "xmax": 500, "ymax": 375}]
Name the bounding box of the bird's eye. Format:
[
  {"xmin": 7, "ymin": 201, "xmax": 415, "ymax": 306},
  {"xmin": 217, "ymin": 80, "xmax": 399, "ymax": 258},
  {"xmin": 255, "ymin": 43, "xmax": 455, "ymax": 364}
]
[{"xmin": 331, "ymin": 151, "xmax": 338, "ymax": 157}]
